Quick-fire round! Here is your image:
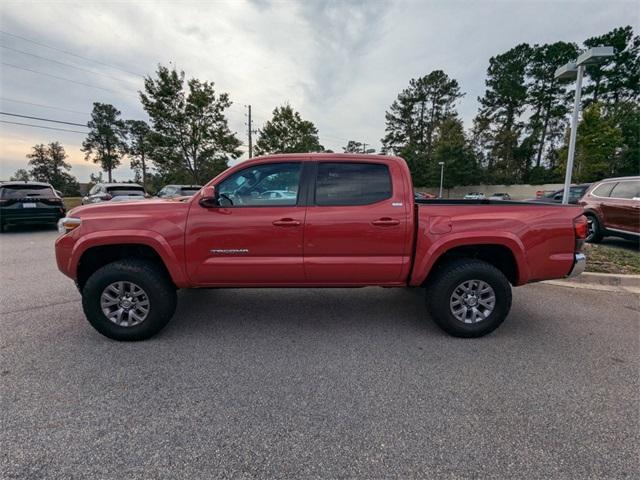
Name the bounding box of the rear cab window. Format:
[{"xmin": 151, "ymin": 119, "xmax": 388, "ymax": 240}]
[{"xmin": 314, "ymin": 162, "xmax": 392, "ymax": 206}]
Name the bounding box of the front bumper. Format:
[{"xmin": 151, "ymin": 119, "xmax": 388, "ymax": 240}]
[{"xmin": 567, "ymin": 253, "xmax": 586, "ymax": 277}]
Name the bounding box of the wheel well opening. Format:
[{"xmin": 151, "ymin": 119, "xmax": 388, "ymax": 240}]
[
  {"xmin": 77, "ymin": 244, "xmax": 173, "ymax": 291},
  {"xmin": 428, "ymin": 244, "xmax": 518, "ymax": 285}
]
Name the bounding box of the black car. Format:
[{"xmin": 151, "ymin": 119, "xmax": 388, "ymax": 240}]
[
  {"xmin": 156, "ymin": 184, "xmax": 203, "ymax": 198},
  {"xmin": 0, "ymin": 181, "xmax": 66, "ymax": 232},
  {"xmin": 529, "ymin": 184, "xmax": 591, "ymax": 204}
]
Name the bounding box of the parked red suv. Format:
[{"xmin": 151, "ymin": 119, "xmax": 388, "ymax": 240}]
[{"xmin": 579, "ymin": 176, "xmax": 640, "ymax": 243}]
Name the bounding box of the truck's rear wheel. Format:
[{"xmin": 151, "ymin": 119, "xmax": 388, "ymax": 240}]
[
  {"xmin": 426, "ymin": 259, "xmax": 512, "ymax": 338},
  {"xmin": 81, "ymin": 259, "xmax": 177, "ymax": 341}
]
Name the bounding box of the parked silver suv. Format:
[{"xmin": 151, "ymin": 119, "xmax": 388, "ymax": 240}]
[{"xmin": 82, "ymin": 183, "xmax": 146, "ymax": 205}]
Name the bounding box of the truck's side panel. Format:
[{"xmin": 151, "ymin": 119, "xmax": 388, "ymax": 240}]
[{"xmin": 409, "ymin": 204, "xmax": 581, "ymax": 286}]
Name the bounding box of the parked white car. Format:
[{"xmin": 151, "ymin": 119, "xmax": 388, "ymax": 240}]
[{"xmin": 464, "ymin": 192, "xmax": 486, "ymax": 200}]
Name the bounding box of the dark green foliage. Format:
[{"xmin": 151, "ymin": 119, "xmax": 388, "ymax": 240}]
[
  {"xmin": 556, "ymin": 103, "xmax": 623, "ymax": 182},
  {"xmin": 583, "ymin": 26, "xmax": 639, "ymax": 105},
  {"xmin": 432, "ymin": 117, "xmax": 479, "ymax": 188},
  {"xmin": 10, "ymin": 168, "xmax": 30, "ymax": 181},
  {"xmin": 381, "ymin": 70, "xmax": 464, "ymax": 186},
  {"xmin": 82, "ymin": 103, "xmax": 127, "ymax": 182},
  {"xmin": 20, "ymin": 142, "xmax": 81, "ymax": 195},
  {"xmin": 125, "ymin": 120, "xmax": 153, "ymax": 190},
  {"xmin": 254, "ymin": 105, "xmax": 323, "ymax": 155},
  {"xmin": 473, "ymin": 44, "xmax": 532, "ymax": 184},
  {"xmin": 140, "ymin": 65, "xmax": 242, "ymax": 184}
]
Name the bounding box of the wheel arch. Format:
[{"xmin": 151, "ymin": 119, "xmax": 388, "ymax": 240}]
[{"xmin": 71, "ymin": 231, "xmax": 189, "ymax": 291}]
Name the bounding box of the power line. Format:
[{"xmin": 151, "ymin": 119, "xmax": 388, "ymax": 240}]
[
  {"xmin": 0, "ymin": 30, "xmax": 144, "ymax": 78},
  {"xmin": 0, "ymin": 97, "xmax": 90, "ymax": 115},
  {"xmin": 0, "ymin": 119, "xmax": 87, "ymax": 134},
  {"xmin": 0, "ymin": 44, "xmax": 138, "ymax": 86},
  {"xmin": 2, "ymin": 62, "xmax": 122, "ymax": 94},
  {"xmin": 0, "ymin": 111, "xmax": 88, "ymax": 127}
]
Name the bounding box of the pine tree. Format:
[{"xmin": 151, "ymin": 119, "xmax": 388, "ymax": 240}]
[
  {"xmin": 82, "ymin": 103, "xmax": 127, "ymax": 182},
  {"xmin": 381, "ymin": 70, "xmax": 463, "ymax": 186}
]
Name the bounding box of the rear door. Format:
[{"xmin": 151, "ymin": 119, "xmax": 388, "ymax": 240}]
[
  {"xmin": 185, "ymin": 161, "xmax": 307, "ymax": 285},
  {"xmin": 604, "ymin": 180, "xmax": 640, "ymax": 234},
  {"xmin": 303, "ymin": 160, "xmax": 410, "ymax": 285}
]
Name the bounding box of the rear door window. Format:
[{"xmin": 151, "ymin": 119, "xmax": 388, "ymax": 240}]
[
  {"xmin": 314, "ymin": 162, "xmax": 392, "ymax": 206},
  {"xmin": 0, "ymin": 185, "xmax": 55, "ymax": 199},
  {"xmin": 610, "ymin": 181, "xmax": 640, "ymax": 199},
  {"xmin": 592, "ymin": 182, "xmax": 616, "ymax": 197}
]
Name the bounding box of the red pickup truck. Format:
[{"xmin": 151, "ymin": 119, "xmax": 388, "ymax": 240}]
[{"xmin": 55, "ymin": 154, "xmax": 587, "ymax": 341}]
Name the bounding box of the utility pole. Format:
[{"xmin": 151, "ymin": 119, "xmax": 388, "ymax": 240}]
[
  {"xmin": 362, "ymin": 142, "xmax": 368, "ymax": 154},
  {"xmin": 246, "ymin": 105, "xmax": 254, "ymax": 158}
]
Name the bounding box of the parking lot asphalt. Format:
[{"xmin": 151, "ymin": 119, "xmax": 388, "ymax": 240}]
[{"xmin": 1, "ymin": 226, "xmax": 639, "ymax": 479}]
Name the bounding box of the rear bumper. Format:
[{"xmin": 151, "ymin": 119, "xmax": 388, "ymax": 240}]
[
  {"xmin": 567, "ymin": 253, "xmax": 586, "ymax": 277},
  {"xmin": 1, "ymin": 210, "xmax": 64, "ymax": 224}
]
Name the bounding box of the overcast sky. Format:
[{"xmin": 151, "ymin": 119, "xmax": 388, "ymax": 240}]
[{"xmin": 0, "ymin": 0, "xmax": 637, "ymax": 182}]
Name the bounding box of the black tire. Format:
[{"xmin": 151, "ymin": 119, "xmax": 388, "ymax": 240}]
[
  {"xmin": 585, "ymin": 213, "xmax": 603, "ymax": 243},
  {"xmin": 425, "ymin": 258, "xmax": 512, "ymax": 338},
  {"xmin": 82, "ymin": 259, "xmax": 177, "ymax": 341}
]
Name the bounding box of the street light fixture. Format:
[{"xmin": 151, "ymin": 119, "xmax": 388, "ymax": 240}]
[
  {"xmin": 438, "ymin": 162, "xmax": 445, "ymax": 198},
  {"xmin": 554, "ymin": 46, "xmax": 614, "ymax": 204}
]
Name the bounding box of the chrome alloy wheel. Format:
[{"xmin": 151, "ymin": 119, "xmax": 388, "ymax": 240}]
[
  {"xmin": 100, "ymin": 281, "xmax": 150, "ymax": 327},
  {"xmin": 449, "ymin": 280, "xmax": 496, "ymax": 324}
]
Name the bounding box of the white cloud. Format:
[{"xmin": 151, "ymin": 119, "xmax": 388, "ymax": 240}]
[{"xmin": 1, "ymin": 0, "xmax": 637, "ymax": 181}]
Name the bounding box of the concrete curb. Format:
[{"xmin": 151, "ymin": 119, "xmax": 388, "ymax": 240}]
[{"xmin": 543, "ymin": 272, "xmax": 640, "ymax": 294}]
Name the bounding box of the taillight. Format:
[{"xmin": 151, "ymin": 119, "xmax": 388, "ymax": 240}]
[{"xmin": 574, "ymin": 215, "xmax": 588, "ymax": 252}]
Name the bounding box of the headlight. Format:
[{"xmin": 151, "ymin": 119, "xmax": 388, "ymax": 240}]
[{"xmin": 58, "ymin": 217, "xmax": 81, "ymax": 234}]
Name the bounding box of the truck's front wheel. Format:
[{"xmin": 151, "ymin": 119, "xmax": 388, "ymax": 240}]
[
  {"xmin": 82, "ymin": 259, "xmax": 177, "ymax": 341},
  {"xmin": 426, "ymin": 259, "xmax": 512, "ymax": 338}
]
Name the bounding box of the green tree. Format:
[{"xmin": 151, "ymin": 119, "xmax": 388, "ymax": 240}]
[
  {"xmin": 140, "ymin": 65, "xmax": 242, "ymax": 184},
  {"xmin": 525, "ymin": 41, "xmax": 578, "ymax": 169},
  {"xmin": 25, "ymin": 142, "xmax": 80, "ymax": 195},
  {"xmin": 473, "ymin": 44, "xmax": 532, "ymax": 184},
  {"xmin": 610, "ymin": 101, "xmax": 640, "ymax": 177},
  {"xmin": 432, "ymin": 117, "xmax": 479, "ymax": 189},
  {"xmin": 10, "ymin": 168, "xmax": 30, "ymax": 181},
  {"xmin": 381, "ymin": 70, "xmax": 463, "ymax": 186},
  {"xmin": 557, "ymin": 103, "xmax": 623, "ymax": 182},
  {"xmin": 125, "ymin": 120, "xmax": 153, "ymax": 190},
  {"xmin": 254, "ymin": 104, "xmax": 323, "ymax": 155},
  {"xmin": 583, "ymin": 26, "xmax": 640, "ymax": 105},
  {"xmin": 343, "ymin": 140, "xmax": 363, "ymax": 153},
  {"xmin": 82, "ymin": 103, "xmax": 127, "ymax": 182}
]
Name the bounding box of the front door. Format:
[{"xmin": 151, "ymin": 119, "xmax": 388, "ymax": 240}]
[
  {"xmin": 185, "ymin": 162, "xmax": 306, "ymax": 286},
  {"xmin": 303, "ymin": 161, "xmax": 411, "ymax": 285}
]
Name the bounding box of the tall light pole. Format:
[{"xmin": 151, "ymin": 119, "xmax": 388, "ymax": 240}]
[
  {"xmin": 554, "ymin": 46, "xmax": 614, "ymax": 204},
  {"xmin": 438, "ymin": 162, "xmax": 445, "ymax": 198}
]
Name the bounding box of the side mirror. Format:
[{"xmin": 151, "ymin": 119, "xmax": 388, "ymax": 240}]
[{"xmin": 199, "ymin": 186, "xmax": 218, "ymax": 208}]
